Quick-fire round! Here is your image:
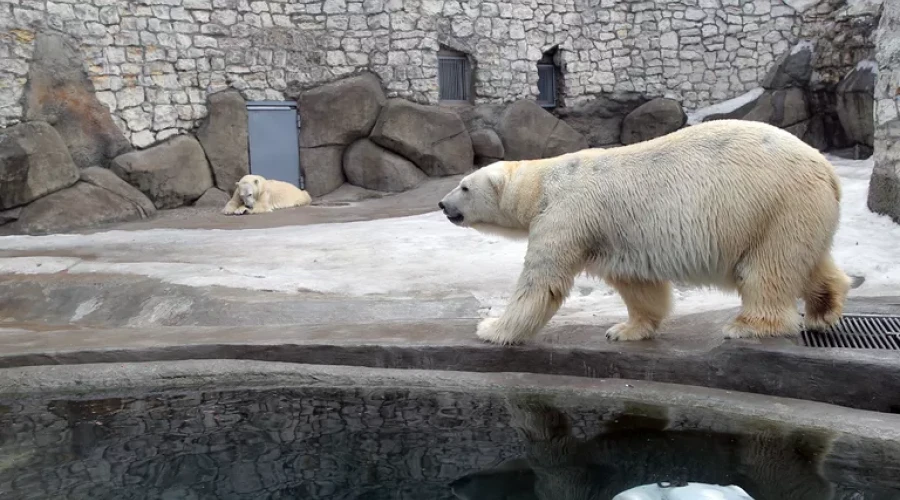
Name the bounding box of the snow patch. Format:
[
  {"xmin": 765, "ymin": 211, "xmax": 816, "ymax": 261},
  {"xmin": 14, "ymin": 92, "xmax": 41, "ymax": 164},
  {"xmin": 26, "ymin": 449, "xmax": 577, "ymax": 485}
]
[
  {"xmin": 686, "ymin": 88, "xmax": 763, "ymax": 125},
  {"xmin": 0, "ymin": 158, "xmax": 897, "ymax": 323},
  {"xmin": 854, "ymin": 59, "xmax": 878, "ymax": 73},
  {"xmin": 790, "ymin": 39, "xmax": 815, "ymax": 55}
]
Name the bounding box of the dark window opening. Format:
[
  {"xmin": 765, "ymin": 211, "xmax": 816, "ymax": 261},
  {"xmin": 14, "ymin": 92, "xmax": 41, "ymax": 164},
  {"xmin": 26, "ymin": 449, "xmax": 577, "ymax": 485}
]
[
  {"xmin": 537, "ymin": 47, "xmax": 562, "ymax": 109},
  {"xmin": 438, "ymin": 46, "xmax": 472, "ymax": 102}
]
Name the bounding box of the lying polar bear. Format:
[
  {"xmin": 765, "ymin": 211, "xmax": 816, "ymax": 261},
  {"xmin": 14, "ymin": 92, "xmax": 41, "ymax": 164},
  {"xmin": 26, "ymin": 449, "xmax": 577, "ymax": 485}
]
[
  {"xmin": 439, "ymin": 119, "xmax": 851, "ymax": 345},
  {"xmin": 222, "ymin": 174, "xmax": 311, "ymax": 215}
]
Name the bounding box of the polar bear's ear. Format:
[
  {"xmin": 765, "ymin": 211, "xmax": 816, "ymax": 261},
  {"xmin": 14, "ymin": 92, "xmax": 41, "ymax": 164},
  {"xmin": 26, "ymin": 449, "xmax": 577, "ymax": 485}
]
[
  {"xmin": 254, "ymin": 178, "xmax": 260, "ymax": 185},
  {"xmin": 486, "ymin": 168, "xmax": 506, "ymax": 198}
]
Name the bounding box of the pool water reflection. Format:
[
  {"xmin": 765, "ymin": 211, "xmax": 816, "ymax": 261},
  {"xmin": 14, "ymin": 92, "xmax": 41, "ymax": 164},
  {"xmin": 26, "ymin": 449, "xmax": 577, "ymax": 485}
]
[{"xmin": 0, "ymin": 387, "xmax": 896, "ymax": 499}]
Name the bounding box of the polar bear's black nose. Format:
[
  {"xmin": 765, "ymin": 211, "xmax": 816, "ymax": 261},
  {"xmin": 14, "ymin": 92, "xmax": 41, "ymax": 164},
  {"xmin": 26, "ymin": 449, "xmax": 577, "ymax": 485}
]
[{"xmin": 438, "ymin": 201, "xmax": 445, "ymax": 210}]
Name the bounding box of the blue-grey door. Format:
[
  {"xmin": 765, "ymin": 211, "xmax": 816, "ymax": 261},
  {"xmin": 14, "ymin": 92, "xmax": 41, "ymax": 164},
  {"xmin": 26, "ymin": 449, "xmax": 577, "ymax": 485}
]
[{"xmin": 246, "ymin": 101, "xmax": 304, "ymax": 189}]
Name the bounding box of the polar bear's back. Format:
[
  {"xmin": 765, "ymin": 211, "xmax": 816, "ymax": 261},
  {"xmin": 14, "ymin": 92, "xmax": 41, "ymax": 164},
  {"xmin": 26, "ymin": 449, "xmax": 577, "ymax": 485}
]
[
  {"xmin": 546, "ymin": 120, "xmax": 841, "ymax": 286},
  {"xmin": 265, "ymin": 178, "xmax": 312, "ymax": 209}
]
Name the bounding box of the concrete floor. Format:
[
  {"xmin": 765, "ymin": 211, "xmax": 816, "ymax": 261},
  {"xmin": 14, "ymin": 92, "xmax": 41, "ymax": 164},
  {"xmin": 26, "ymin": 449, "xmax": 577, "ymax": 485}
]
[{"xmin": 1, "ymin": 176, "xmax": 899, "ymax": 414}]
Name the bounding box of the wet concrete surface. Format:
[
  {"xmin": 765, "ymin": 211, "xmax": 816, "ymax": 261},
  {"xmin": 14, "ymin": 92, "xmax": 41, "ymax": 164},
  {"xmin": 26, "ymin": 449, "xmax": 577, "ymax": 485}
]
[{"xmin": 1, "ymin": 304, "xmax": 900, "ymax": 413}]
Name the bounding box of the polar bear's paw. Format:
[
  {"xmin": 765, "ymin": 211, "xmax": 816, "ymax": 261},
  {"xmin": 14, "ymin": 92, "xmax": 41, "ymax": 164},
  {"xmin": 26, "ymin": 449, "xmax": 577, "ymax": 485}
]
[
  {"xmin": 605, "ymin": 321, "xmax": 656, "ymax": 341},
  {"xmin": 476, "ymin": 318, "xmax": 525, "ymax": 345}
]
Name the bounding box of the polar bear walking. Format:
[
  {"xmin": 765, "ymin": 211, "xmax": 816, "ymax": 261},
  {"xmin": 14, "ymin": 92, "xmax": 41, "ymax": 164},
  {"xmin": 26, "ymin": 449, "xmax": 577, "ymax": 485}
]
[
  {"xmin": 439, "ymin": 119, "xmax": 851, "ymax": 345},
  {"xmin": 223, "ymin": 174, "xmax": 311, "ymax": 215}
]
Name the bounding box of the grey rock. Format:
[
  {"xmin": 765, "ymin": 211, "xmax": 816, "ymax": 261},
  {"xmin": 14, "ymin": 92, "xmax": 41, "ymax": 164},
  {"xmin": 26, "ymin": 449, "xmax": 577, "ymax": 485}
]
[
  {"xmin": 300, "ymin": 146, "xmax": 346, "ymax": 197},
  {"xmin": 370, "ymin": 99, "xmax": 473, "ymax": 176},
  {"xmin": 299, "ymin": 73, "xmax": 386, "ymax": 148},
  {"xmin": 343, "ymin": 139, "xmax": 427, "ymax": 192},
  {"xmin": 835, "ymin": 63, "xmax": 876, "ymax": 148},
  {"xmin": 497, "ymin": 100, "xmax": 588, "ymax": 160},
  {"xmin": 0, "ymin": 121, "xmax": 80, "ymax": 210},
  {"xmin": 469, "ymin": 129, "xmax": 504, "ymax": 165},
  {"xmin": 0, "ymin": 207, "xmax": 21, "ymax": 226},
  {"xmin": 702, "ymin": 98, "xmax": 760, "ymax": 122},
  {"xmin": 110, "ymin": 135, "xmax": 213, "ymax": 209},
  {"xmin": 196, "ymin": 90, "xmax": 250, "ymax": 190},
  {"xmin": 743, "ymin": 88, "xmax": 810, "ymax": 128},
  {"xmin": 23, "ymin": 31, "xmax": 132, "ymax": 169},
  {"xmin": 762, "ymin": 41, "xmax": 814, "ymax": 89},
  {"xmin": 620, "ymin": 98, "xmax": 687, "ymax": 145},
  {"xmin": 783, "ymin": 120, "xmax": 811, "ymax": 141},
  {"xmin": 4, "ymin": 182, "xmax": 146, "ymax": 235},
  {"xmin": 452, "ymin": 103, "xmax": 508, "ymax": 133},
  {"xmin": 802, "ymin": 90, "xmax": 852, "ymax": 151},
  {"xmin": 557, "ymin": 93, "xmax": 648, "ymax": 147},
  {"xmin": 193, "ymin": 187, "xmax": 232, "ymax": 208},
  {"xmin": 80, "ymin": 166, "xmax": 157, "ymax": 218}
]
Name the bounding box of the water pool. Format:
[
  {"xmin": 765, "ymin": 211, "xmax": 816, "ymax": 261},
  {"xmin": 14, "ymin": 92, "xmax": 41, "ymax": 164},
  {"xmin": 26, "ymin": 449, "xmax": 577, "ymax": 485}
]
[{"xmin": 0, "ymin": 362, "xmax": 898, "ymax": 500}]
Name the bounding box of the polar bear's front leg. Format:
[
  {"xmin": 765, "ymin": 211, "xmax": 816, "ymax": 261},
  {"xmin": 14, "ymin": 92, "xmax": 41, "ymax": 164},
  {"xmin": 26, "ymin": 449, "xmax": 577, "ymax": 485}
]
[
  {"xmin": 477, "ymin": 234, "xmax": 580, "ymax": 345},
  {"xmin": 222, "ymin": 187, "xmax": 244, "ymax": 215}
]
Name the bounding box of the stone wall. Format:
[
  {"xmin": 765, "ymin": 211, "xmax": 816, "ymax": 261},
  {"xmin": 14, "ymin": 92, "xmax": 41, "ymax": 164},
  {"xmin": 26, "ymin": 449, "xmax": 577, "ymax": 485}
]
[
  {"xmin": 0, "ymin": 0, "xmax": 881, "ymax": 147},
  {"xmin": 0, "ymin": 388, "xmax": 531, "ymax": 499},
  {"xmin": 867, "ymin": 0, "xmax": 899, "ymax": 222}
]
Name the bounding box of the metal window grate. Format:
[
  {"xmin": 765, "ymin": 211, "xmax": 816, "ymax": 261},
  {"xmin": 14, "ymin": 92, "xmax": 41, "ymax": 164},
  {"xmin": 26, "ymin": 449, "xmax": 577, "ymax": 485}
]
[
  {"xmin": 537, "ymin": 63, "xmax": 556, "ymax": 108},
  {"xmin": 800, "ymin": 314, "xmax": 900, "ymax": 350},
  {"xmin": 438, "ymin": 56, "xmax": 470, "ymax": 101}
]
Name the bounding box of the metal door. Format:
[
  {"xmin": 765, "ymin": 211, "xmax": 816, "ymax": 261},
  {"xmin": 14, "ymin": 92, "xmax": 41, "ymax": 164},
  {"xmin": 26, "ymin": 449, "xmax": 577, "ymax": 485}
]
[{"xmin": 246, "ymin": 101, "xmax": 304, "ymax": 189}]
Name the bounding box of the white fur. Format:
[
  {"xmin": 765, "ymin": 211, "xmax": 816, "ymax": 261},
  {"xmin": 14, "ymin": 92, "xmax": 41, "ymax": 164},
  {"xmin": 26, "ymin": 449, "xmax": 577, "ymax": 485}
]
[
  {"xmin": 222, "ymin": 174, "xmax": 312, "ymax": 215},
  {"xmin": 439, "ymin": 120, "xmax": 851, "ymax": 344}
]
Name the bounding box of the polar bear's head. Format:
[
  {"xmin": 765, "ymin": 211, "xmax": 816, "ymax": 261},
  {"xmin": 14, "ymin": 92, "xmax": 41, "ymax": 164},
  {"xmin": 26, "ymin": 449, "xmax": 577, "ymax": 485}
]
[
  {"xmin": 236, "ymin": 174, "xmax": 266, "ymax": 208},
  {"xmin": 439, "ymin": 161, "xmax": 529, "ymax": 238}
]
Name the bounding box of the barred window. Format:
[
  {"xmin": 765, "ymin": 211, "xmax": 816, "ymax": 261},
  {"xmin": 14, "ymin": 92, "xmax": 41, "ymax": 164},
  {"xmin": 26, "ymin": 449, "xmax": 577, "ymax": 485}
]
[
  {"xmin": 537, "ymin": 63, "xmax": 557, "ymax": 108},
  {"xmin": 438, "ymin": 48, "xmax": 471, "ymax": 102}
]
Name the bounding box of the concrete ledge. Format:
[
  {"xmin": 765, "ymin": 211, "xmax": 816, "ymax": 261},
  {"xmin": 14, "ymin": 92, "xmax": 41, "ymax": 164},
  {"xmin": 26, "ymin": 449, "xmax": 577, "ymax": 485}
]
[{"xmin": 1, "ymin": 320, "xmax": 898, "ymax": 413}]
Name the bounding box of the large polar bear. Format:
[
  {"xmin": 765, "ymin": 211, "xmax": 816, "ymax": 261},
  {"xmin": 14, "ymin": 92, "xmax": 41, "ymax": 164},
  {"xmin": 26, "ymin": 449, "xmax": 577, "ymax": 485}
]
[
  {"xmin": 222, "ymin": 174, "xmax": 311, "ymax": 215},
  {"xmin": 438, "ymin": 119, "xmax": 851, "ymax": 344}
]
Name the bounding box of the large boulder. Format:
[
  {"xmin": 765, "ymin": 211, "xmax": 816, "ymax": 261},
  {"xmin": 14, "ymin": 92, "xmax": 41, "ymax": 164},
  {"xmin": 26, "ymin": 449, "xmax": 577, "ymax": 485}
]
[
  {"xmin": 23, "ymin": 31, "xmax": 132, "ymax": 169},
  {"xmin": 110, "ymin": 135, "xmax": 213, "ymax": 209},
  {"xmin": 836, "ymin": 62, "xmax": 877, "ymax": 148},
  {"xmin": 557, "ymin": 93, "xmax": 648, "ymax": 147},
  {"xmin": 298, "ymin": 73, "xmax": 386, "ymax": 148},
  {"xmin": 4, "ymin": 182, "xmax": 147, "ymax": 235},
  {"xmin": 0, "ymin": 121, "xmax": 80, "ymax": 210},
  {"xmin": 742, "ymin": 88, "xmax": 810, "ymax": 128},
  {"xmin": 701, "ymin": 98, "xmax": 759, "ymax": 122},
  {"xmin": 80, "ymin": 166, "xmax": 156, "ymax": 218},
  {"xmin": 193, "ymin": 187, "xmax": 232, "ymax": 208},
  {"xmin": 196, "ymin": 90, "xmax": 250, "ymax": 190},
  {"xmin": 343, "ymin": 139, "xmax": 427, "ymax": 192},
  {"xmin": 762, "ymin": 41, "xmax": 814, "ymax": 90},
  {"xmin": 620, "ymin": 98, "xmax": 687, "ymax": 145},
  {"xmin": 497, "ymin": 100, "xmax": 588, "ymax": 160},
  {"xmin": 0, "ymin": 207, "xmax": 22, "ymax": 226},
  {"xmin": 300, "ymin": 146, "xmax": 346, "ymax": 197},
  {"xmin": 470, "ymin": 129, "xmax": 504, "ymax": 166},
  {"xmin": 370, "ymin": 99, "xmax": 474, "ymax": 176}
]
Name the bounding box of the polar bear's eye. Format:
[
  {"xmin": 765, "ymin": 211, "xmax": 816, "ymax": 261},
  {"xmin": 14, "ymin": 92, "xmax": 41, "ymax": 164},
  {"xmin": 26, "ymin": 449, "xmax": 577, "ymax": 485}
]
[{"xmin": 461, "ymin": 186, "xmax": 469, "ymax": 192}]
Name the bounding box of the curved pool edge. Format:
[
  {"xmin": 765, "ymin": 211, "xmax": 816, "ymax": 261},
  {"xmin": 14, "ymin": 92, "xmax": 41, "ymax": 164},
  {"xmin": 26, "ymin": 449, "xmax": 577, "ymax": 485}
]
[
  {"xmin": 3, "ymin": 360, "xmax": 899, "ymax": 495},
  {"xmin": 1, "ymin": 320, "xmax": 899, "ymax": 413}
]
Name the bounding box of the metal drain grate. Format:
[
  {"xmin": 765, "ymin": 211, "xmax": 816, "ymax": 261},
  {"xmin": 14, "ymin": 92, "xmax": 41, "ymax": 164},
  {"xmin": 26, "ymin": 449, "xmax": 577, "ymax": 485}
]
[{"xmin": 800, "ymin": 314, "xmax": 900, "ymax": 350}]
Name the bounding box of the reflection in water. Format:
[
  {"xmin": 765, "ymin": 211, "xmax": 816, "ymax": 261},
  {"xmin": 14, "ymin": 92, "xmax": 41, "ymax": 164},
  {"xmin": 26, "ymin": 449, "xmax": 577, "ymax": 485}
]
[
  {"xmin": 0, "ymin": 388, "xmax": 895, "ymax": 500},
  {"xmin": 453, "ymin": 397, "xmax": 836, "ymax": 500}
]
